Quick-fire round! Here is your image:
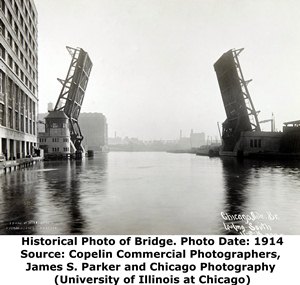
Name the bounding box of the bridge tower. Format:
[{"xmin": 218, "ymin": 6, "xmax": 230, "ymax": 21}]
[
  {"xmin": 54, "ymin": 47, "xmax": 93, "ymax": 156},
  {"xmin": 214, "ymin": 49, "xmax": 260, "ymax": 152}
]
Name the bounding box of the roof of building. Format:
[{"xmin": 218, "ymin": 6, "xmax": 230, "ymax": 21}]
[
  {"xmin": 283, "ymin": 120, "xmax": 300, "ymax": 126},
  {"xmin": 45, "ymin": 111, "xmax": 68, "ymax": 119}
]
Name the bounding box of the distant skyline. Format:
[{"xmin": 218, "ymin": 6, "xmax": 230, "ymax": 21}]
[{"xmin": 36, "ymin": 0, "xmax": 300, "ymax": 140}]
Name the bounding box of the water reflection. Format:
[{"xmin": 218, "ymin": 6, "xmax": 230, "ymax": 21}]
[
  {"xmin": 41, "ymin": 155, "xmax": 108, "ymax": 234},
  {"xmin": 220, "ymin": 158, "xmax": 300, "ymax": 235},
  {"xmin": 42, "ymin": 161, "xmax": 86, "ymax": 234},
  {"xmin": 0, "ymin": 154, "xmax": 108, "ymax": 235},
  {"xmin": 0, "ymin": 170, "xmax": 38, "ymax": 234},
  {"xmin": 1, "ymin": 153, "xmax": 300, "ymax": 234},
  {"xmin": 220, "ymin": 158, "xmax": 252, "ymax": 235}
]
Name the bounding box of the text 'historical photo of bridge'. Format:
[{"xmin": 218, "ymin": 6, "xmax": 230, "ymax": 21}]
[{"xmin": 1, "ymin": 0, "xmax": 300, "ymax": 235}]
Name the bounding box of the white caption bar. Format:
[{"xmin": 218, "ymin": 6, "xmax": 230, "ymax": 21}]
[{"xmin": 0, "ymin": 236, "xmax": 297, "ymax": 285}]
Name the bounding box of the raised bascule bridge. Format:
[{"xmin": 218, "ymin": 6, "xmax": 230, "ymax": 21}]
[
  {"xmin": 38, "ymin": 47, "xmax": 93, "ymax": 159},
  {"xmin": 214, "ymin": 49, "xmax": 300, "ymax": 158}
]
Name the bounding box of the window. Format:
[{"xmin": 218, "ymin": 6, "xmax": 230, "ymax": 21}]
[
  {"xmin": 15, "ymin": 111, "xmax": 19, "ymax": 130},
  {"xmin": 52, "ymin": 138, "xmax": 59, "ymax": 142},
  {"xmin": 20, "ymin": 33, "xmax": 24, "ymax": 46},
  {"xmin": 14, "ymin": 22, "xmax": 18, "ymax": 35},
  {"xmin": 32, "ymin": 101, "xmax": 35, "ymax": 116},
  {"xmin": 14, "ymin": 2, "xmax": 19, "ymax": 17},
  {"xmin": 15, "ymin": 85, "xmax": 19, "ymax": 103},
  {"xmin": 0, "ymin": 71, "xmax": 4, "ymax": 94},
  {"xmin": 0, "ymin": 103, "xmax": 4, "ymax": 126},
  {"xmin": 8, "ymin": 11, "xmax": 12, "ymax": 26},
  {"xmin": 20, "ymin": 91, "xmax": 24, "ymax": 107},
  {"xmin": 63, "ymin": 147, "xmax": 69, "ymax": 152},
  {"xmin": 8, "ymin": 55, "xmax": 13, "ymax": 68},
  {"xmin": 15, "ymin": 63, "xmax": 19, "ymax": 75},
  {"xmin": 7, "ymin": 77, "xmax": 12, "ymax": 99},
  {"xmin": 250, "ymin": 139, "xmax": 253, "ymax": 148},
  {"xmin": 20, "ymin": 114, "xmax": 24, "ymax": 131},
  {"xmin": 29, "ymin": 2, "xmax": 32, "ymax": 13},
  {"xmin": 7, "ymin": 32, "xmax": 12, "ymax": 47},
  {"xmin": 8, "ymin": 108, "xmax": 13, "ymax": 128},
  {"xmin": 14, "ymin": 44, "xmax": 18, "ymax": 57},
  {"xmin": 0, "ymin": 44, "xmax": 5, "ymax": 60},
  {"xmin": 25, "ymin": 95, "xmax": 28, "ymax": 110},
  {"xmin": 63, "ymin": 138, "xmax": 69, "ymax": 142},
  {"xmin": 0, "ymin": 19, "xmax": 5, "ymax": 37},
  {"xmin": 52, "ymin": 147, "xmax": 59, "ymax": 152},
  {"xmin": 254, "ymin": 139, "xmax": 257, "ymax": 148},
  {"xmin": 0, "ymin": 0, "xmax": 5, "ymax": 11},
  {"xmin": 258, "ymin": 139, "xmax": 261, "ymax": 148},
  {"xmin": 52, "ymin": 122, "xmax": 58, "ymax": 128}
]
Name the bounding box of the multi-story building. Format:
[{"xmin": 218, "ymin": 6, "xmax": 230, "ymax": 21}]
[
  {"xmin": 78, "ymin": 112, "xmax": 108, "ymax": 151},
  {"xmin": 38, "ymin": 111, "xmax": 71, "ymax": 156},
  {"xmin": 37, "ymin": 111, "xmax": 108, "ymax": 156},
  {"xmin": 190, "ymin": 130, "xmax": 205, "ymax": 148},
  {"xmin": 0, "ymin": 0, "xmax": 38, "ymax": 159}
]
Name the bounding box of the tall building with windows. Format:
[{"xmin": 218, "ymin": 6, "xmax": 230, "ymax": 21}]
[
  {"xmin": 79, "ymin": 113, "xmax": 108, "ymax": 151},
  {"xmin": 0, "ymin": 0, "xmax": 38, "ymax": 159}
]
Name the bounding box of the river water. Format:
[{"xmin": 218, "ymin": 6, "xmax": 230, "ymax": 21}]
[{"xmin": 1, "ymin": 152, "xmax": 300, "ymax": 235}]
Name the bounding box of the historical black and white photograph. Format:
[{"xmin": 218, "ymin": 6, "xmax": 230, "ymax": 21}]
[{"xmin": 1, "ymin": 0, "xmax": 300, "ymax": 235}]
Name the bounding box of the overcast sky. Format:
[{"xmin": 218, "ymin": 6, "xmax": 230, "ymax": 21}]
[{"xmin": 35, "ymin": 0, "xmax": 300, "ymax": 140}]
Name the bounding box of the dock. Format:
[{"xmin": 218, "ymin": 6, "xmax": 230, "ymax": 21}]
[{"xmin": 0, "ymin": 157, "xmax": 43, "ymax": 173}]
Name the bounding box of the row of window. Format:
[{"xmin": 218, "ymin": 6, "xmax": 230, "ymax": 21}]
[
  {"xmin": 0, "ymin": 8, "xmax": 37, "ymax": 72},
  {"xmin": 0, "ymin": 102, "xmax": 36, "ymax": 134},
  {"xmin": 0, "ymin": 32, "xmax": 37, "ymax": 76},
  {"xmin": 0, "ymin": 45, "xmax": 36, "ymax": 95},
  {"xmin": 0, "ymin": 70, "xmax": 36, "ymax": 117},
  {"xmin": 52, "ymin": 147, "xmax": 70, "ymax": 152},
  {"xmin": 51, "ymin": 122, "xmax": 67, "ymax": 129},
  {"xmin": 39, "ymin": 138, "xmax": 69, "ymax": 143},
  {"xmin": 250, "ymin": 139, "xmax": 262, "ymax": 148},
  {"xmin": 0, "ymin": 30, "xmax": 37, "ymax": 94},
  {"xmin": 6, "ymin": 10, "xmax": 37, "ymax": 53},
  {"xmin": 1, "ymin": 0, "xmax": 37, "ymax": 39}
]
